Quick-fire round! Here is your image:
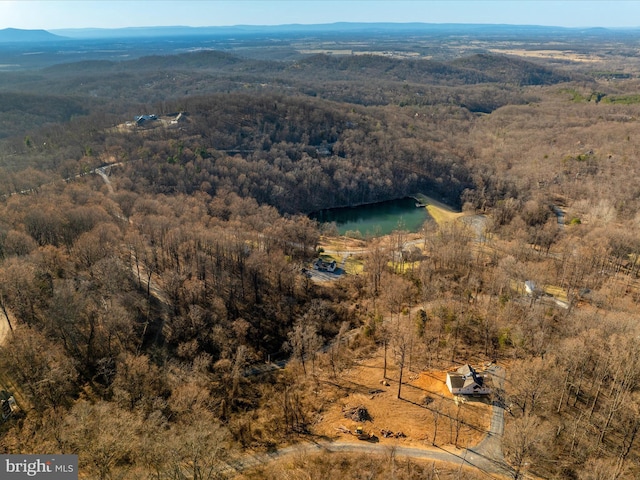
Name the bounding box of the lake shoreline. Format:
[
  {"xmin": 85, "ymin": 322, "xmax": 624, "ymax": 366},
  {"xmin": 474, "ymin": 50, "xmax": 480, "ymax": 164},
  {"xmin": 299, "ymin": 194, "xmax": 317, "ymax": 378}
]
[{"xmin": 310, "ymin": 196, "xmax": 440, "ymax": 236}]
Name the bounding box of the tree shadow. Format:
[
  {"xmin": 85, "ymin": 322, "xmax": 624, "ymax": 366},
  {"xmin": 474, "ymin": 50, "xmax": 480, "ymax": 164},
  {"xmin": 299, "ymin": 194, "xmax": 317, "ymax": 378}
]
[
  {"xmin": 398, "ymin": 395, "xmax": 489, "ymax": 435},
  {"xmin": 319, "ymin": 378, "xmax": 388, "ymax": 396},
  {"xmin": 431, "ymin": 444, "xmax": 514, "ymax": 478}
]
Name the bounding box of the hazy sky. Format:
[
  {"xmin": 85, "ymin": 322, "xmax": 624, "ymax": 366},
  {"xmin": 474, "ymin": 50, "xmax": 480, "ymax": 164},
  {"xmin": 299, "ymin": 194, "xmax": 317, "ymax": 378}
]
[{"xmin": 2, "ymin": 1, "xmax": 640, "ymax": 30}]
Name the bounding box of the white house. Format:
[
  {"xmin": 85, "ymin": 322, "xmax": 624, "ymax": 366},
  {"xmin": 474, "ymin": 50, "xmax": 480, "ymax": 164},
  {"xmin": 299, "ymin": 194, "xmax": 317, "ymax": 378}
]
[
  {"xmin": 446, "ymin": 364, "xmax": 491, "ymax": 396},
  {"xmin": 524, "ymin": 280, "xmax": 536, "ymax": 295}
]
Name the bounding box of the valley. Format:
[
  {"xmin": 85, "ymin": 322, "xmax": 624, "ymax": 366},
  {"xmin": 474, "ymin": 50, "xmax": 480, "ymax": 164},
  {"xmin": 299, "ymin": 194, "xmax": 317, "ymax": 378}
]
[{"xmin": 0, "ymin": 21, "xmax": 640, "ymax": 479}]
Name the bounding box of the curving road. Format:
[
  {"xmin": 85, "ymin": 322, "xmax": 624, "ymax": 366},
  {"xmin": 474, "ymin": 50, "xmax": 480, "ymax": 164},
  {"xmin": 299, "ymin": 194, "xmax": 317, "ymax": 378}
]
[
  {"xmin": 468, "ymin": 365, "xmax": 509, "ymax": 475},
  {"xmin": 229, "ymin": 366, "xmax": 513, "ymax": 478},
  {"xmin": 91, "ymin": 169, "xmax": 513, "ymax": 475},
  {"xmin": 229, "ymin": 438, "xmax": 512, "ymax": 478}
]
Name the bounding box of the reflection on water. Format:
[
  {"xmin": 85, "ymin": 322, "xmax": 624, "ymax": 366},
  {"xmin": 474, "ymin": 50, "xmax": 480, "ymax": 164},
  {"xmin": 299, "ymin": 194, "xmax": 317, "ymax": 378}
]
[{"xmin": 310, "ymin": 197, "xmax": 432, "ymax": 237}]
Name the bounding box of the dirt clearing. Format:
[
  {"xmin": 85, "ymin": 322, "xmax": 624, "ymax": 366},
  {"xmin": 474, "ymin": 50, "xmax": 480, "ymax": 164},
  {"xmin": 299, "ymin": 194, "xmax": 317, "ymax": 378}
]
[{"xmin": 311, "ymin": 351, "xmax": 492, "ymax": 448}]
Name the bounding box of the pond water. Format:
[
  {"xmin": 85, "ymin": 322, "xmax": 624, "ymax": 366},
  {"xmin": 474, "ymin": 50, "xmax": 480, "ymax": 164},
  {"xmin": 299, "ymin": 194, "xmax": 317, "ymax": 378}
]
[{"xmin": 310, "ymin": 197, "xmax": 432, "ymax": 237}]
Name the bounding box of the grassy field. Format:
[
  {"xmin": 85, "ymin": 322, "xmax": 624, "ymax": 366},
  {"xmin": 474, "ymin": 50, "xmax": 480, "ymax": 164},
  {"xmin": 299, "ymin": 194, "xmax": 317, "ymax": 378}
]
[
  {"xmin": 343, "ymin": 255, "xmax": 364, "ymax": 275},
  {"xmin": 510, "ymin": 279, "xmax": 569, "ymax": 303},
  {"xmin": 315, "ymin": 194, "xmax": 465, "ymax": 277},
  {"xmin": 318, "ymin": 235, "xmax": 367, "ymax": 252},
  {"xmin": 544, "ymin": 284, "xmax": 569, "ymax": 303}
]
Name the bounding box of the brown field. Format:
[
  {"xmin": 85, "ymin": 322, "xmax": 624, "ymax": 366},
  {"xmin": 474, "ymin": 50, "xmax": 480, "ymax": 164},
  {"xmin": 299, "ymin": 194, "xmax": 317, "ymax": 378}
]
[
  {"xmin": 488, "ymin": 48, "xmax": 602, "ymax": 63},
  {"xmin": 311, "ymin": 350, "xmax": 492, "ymax": 449}
]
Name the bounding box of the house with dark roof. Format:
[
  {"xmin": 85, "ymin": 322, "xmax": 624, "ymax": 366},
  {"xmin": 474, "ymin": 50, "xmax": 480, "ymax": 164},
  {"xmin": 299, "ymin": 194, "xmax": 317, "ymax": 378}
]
[
  {"xmin": 134, "ymin": 114, "xmax": 158, "ymax": 126},
  {"xmin": 0, "ymin": 390, "xmax": 17, "ymax": 422},
  {"xmin": 313, "ymin": 257, "xmax": 337, "ymax": 272},
  {"xmin": 446, "ymin": 364, "xmax": 491, "ymax": 396}
]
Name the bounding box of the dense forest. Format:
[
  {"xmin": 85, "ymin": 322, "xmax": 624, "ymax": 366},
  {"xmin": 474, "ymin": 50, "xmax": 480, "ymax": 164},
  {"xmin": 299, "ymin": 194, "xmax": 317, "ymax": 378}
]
[{"xmin": 1, "ymin": 27, "xmax": 640, "ymax": 479}]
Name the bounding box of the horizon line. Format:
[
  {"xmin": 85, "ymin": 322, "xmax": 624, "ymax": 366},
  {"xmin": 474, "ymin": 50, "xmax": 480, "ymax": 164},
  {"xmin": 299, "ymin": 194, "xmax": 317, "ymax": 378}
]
[{"xmin": 30, "ymin": 22, "xmax": 638, "ymax": 32}]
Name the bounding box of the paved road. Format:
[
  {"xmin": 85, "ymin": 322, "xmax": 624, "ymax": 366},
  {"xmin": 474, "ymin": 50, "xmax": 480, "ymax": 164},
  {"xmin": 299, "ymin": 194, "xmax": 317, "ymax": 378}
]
[
  {"xmin": 552, "ymin": 205, "xmax": 565, "ymax": 230},
  {"xmin": 230, "ymin": 365, "xmax": 514, "ymax": 478},
  {"xmin": 0, "ymin": 312, "xmax": 9, "ymax": 345},
  {"xmin": 305, "ymin": 264, "xmax": 346, "ymax": 282},
  {"xmin": 468, "ymin": 365, "xmax": 509, "ymax": 475},
  {"xmin": 92, "ymin": 170, "xmax": 511, "ymax": 475},
  {"xmin": 95, "ymin": 165, "xmax": 115, "ymax": 194},
  {"xmin": 229, "ymin": 439, "xmax": 512, "ymax": 478}
]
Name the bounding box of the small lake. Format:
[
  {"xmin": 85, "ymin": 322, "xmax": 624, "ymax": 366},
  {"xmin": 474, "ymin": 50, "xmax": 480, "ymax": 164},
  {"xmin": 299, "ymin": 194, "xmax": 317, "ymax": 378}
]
[{"xmin": 310, "ymin": 197, "xmax": 432, "ymax": 237}]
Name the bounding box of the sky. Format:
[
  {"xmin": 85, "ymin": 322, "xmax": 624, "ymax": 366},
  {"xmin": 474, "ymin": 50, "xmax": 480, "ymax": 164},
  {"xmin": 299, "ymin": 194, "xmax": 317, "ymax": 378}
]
[{"xmin": 2, "ymin": 0, "xmax": 640, "ymax": 30}]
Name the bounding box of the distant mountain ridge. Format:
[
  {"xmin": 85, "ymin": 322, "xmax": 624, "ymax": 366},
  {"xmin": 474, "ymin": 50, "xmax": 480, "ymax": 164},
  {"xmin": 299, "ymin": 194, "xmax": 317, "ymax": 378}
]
[
  {"xmin": 0, "ymin": 28, "xmax": 65, "ymax": 43},
  {"xmin": 49, "ymin": 22, "xmax": 638, "ymax": 40}
]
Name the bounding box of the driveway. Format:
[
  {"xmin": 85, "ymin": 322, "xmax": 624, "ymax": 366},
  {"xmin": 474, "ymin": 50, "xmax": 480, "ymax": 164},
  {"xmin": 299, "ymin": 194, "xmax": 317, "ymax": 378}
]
[
  {"xmin": 467, "ymin": 365, "xmax": 510, "ymax": 475},
  {"xmin": 0, "ymin": 307, "xmax": 12, "ymax": 345},
  {"xmin": 229, "ymin": 365, "xmax": 514, "ymax": 478}
]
